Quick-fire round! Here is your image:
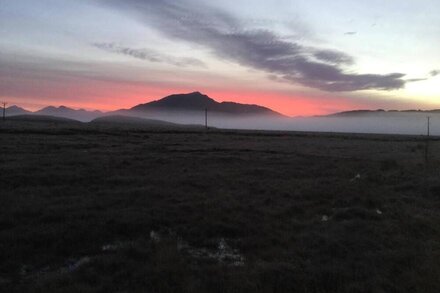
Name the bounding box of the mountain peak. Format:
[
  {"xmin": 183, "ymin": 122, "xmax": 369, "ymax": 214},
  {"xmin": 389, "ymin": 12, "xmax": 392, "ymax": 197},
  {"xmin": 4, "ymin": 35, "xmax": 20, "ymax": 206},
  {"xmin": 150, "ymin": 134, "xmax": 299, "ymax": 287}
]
[
  {"xmin": 129, "ymin": 92, "xmax": 283, "ymax": 116},
  {"xmin": 38, "ymin": 106, "xmax": 68, "ymax": 112},
  {"xmin": 35, "ymin": 105, "xmax": 103, "ymax": 122},
  {"xmin": 161, "ymin": 91, "xmax": 214, "ymax": 102},
  {"xmin": 7, "ymin": 105, "xmax": 24, "ymax": 110},
  {"xmin": 5, "ymin": 105, "xmax": 30, "ymax": 116},
  {"xmin": 132, "ymin": 91, "xmax": 217, "ymax": 111}
]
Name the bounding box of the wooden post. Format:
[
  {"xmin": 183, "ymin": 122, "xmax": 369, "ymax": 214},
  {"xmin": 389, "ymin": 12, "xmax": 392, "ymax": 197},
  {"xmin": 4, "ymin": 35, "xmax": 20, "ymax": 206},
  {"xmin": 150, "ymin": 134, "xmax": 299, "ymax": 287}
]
[
  {"xmin": 2, "ymin": 102, "xmax": 6, "ymax": 121},
  {"xmin": 427, "ymin": 116, "xmax": 430, "ymax": 137},
  {"xmin": 424, "ymin": 116, "xmax": 431, "ymax": 195},
  {"xmin": 424, "ymin": 116, "xmax": 431, "ymax": 173}
]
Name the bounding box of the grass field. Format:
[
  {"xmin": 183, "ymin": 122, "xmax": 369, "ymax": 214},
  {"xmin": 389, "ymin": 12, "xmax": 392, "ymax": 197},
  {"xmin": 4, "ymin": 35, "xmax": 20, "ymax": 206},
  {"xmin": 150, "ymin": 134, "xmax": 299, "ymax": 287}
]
[{"xmin": 1, "ymin": 120, "xmax": 440, "ymax": 292}]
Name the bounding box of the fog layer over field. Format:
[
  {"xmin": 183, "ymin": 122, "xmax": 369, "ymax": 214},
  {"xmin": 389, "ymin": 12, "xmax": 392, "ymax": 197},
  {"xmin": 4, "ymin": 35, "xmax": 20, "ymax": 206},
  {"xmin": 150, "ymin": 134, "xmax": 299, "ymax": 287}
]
[
  {"xmin": 7, "ymin": 109, "xmax": 438, "ymax": 135},
  {"xmin": 127, "ymin": 111, "xmax": 438, "ymax": 136}
]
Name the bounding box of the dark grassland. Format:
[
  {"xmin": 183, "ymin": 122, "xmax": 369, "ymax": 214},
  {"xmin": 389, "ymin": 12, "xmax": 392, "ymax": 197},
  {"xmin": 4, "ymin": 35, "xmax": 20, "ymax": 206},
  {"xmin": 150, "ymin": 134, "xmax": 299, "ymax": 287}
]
[{"xmin": 1, "ymin": 121, "xmax": 440, "ymax": 293}]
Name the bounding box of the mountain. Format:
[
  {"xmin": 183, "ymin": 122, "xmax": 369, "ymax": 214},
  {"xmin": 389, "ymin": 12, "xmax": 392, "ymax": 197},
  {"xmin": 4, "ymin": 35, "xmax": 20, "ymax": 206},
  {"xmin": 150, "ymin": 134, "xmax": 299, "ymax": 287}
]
[
  {"xmin": 128, "ymin": 92, "xmax": 283, "ymax": 116},
  {"xmin": 5, "ymin": 105, "xmax": 31, "ymax": 116},
  {"xmin": 35, "ymin": 106, "xmax": 103, "ymax": 122},
  {"xmin": 6, "ymin": 92, "xmax": 283, "ymax": 124}
]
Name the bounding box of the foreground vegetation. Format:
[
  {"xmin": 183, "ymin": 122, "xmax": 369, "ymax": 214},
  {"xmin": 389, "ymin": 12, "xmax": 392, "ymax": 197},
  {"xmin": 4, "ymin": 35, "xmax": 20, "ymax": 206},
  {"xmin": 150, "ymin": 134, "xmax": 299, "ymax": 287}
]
[{"xmin": 1, "ymin": 120, "xmax": 439, "ymax": 292}]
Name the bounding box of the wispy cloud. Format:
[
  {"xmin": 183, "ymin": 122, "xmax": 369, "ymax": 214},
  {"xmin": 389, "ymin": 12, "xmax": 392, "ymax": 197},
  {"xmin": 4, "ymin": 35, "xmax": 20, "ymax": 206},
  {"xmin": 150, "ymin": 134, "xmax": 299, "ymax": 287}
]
[
  {"xmin": 430, "ymin": 70, "xmax": 439, "ymax": 77},
  {"xmin": 93, "ymin": 42, "xmax": 206, "ymax": 68},
  {"xmin": 99, "ymin": 0, "xmax": 408, "ymax": 92},
  {"xmin": 313, "ymin": 49, "xmax": 354, "ymax": 66}
]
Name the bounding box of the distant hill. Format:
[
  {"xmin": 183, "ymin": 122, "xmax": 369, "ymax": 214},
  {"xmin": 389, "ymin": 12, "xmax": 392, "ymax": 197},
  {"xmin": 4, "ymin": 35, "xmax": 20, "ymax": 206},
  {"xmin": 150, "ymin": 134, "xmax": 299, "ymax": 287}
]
[
  {"xmin": 92, "ymin": 115, "xmax": 178, "ymax": 127},
  {"xmin": 327, "ymin": 109, "xmax": 387, "ymax": 117},
  {"xmin": 91, "ymin": 115, "xmax": 205, "ymax": 130},
  {"xmin": 327, "ymin": 109, "xmax": 440, "ymax": 117},
  {"xmin": 5, "ymin": 105, "xmax": 31, "ymax": 116},
  {"xmin": 6, "ymin": 114, "xmax": 81, "ymax": 123},
  {"xmin": 128, "ymin": 92, "xmax": 283, "ymax": 117},
  {"xmin": 36, "ymin": 106, "xmax": 103, "ymax": 122}
]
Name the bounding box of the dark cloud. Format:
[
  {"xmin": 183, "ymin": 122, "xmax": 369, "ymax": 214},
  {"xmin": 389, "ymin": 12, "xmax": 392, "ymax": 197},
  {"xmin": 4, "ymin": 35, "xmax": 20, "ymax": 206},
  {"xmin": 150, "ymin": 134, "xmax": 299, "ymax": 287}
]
[
  {"xmin": 100, "ymin": 0, "xmax": 407, "ymax": 92},
  {"xmin": 93, "ymin": 42, "xmax": 205, "ymax": 68},
  {"xmin": 406, "ymin": 78, "xmax": 426, "ymax": 82},
  {"xmin": 313, "ymin": 49, "xmax": 354, "ymax": 65},
  {"xmin": 430, "ymin": 70, "xmax": 439, "ymax": 77}
]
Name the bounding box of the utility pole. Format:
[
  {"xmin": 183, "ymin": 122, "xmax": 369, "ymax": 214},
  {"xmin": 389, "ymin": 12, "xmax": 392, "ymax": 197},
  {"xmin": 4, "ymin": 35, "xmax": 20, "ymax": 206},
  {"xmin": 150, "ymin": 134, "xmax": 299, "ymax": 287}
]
[
  {"xmin": 427, "ymin": 116, "xmax": 431, "ymax": 137},
  {"xmin": 424, "ymin": 116, "xmax": 431, "ymax": 196},
  {"xmin": 2, "ymin": 102, "xmax": 6, "ymax": 121},
  {"xmin": 205, "ymin": 108, "xmax": 208, "ymax": 130}
]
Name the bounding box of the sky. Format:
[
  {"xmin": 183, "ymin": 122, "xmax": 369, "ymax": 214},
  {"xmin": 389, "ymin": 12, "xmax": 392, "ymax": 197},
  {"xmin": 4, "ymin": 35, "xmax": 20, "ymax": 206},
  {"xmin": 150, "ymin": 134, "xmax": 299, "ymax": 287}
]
[{"xmin": 0, "ymin": 0, "xmax": 439, "ymax": 116}]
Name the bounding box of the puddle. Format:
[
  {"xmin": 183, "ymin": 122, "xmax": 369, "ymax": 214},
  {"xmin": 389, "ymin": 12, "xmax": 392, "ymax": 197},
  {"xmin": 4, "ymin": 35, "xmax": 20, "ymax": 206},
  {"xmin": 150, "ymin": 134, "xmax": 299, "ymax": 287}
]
[
  {"xmin": 64, "ymin": 257, "xmax": 91, "ymax": 273},
  {"xmin": 178, "ymin": 238, "xmax": 245, "ymax": 267},
  {"xmin": 350, "ymin": 173, "xmax": 361, "ymax": 182},
  {"xmin": 102, "ymin": 241, "xmax": 134, "ymax": 252},
  {"xmin": 20, "ymin": 231, "xmax": 245, "ymax": 281},
  {"xmin": 150, "ymin": 230, "xmax": 161, "ymax": 242},
  {"xmin": 20, "ymin": 256, "xmax": 91, "ymax": 280}
]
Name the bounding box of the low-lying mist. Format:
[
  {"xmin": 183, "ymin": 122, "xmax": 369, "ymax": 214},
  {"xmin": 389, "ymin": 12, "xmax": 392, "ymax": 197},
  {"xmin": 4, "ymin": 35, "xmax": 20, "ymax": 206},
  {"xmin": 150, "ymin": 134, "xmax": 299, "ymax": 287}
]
[
  {"xmin": 8, "ymin": 110, "xmax": 438, "ymax": 136},
  {"xmin": 122, "ymin": 111, "xmax": 438, "ymax": 136}
]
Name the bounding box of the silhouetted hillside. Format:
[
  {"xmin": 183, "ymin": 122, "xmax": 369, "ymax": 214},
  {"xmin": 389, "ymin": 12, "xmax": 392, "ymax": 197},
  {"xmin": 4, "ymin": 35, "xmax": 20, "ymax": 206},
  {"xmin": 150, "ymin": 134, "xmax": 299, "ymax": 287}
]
[
  {"xmin": 5, "ymin": 105, "xmax": 31, "ymax": 116},
  {"xmin": 328, "ymin": 109, "xmax": 440, "ymax": 117},
  {"xmin": 92, "ymin": 115, "xmax": 178, "ymax": 126},
  {"xmin": 327, "ymin": 109, "xmax": 386, "ymax": 117},
  {"xmin": 6, "ymin": 114, "xmax": 81, "ymax": 123},
  {"xmin": 130, "ymin": 92, "xmax": 283, "ymax": 116},
  {"xmin": 91, "ymin": 115, "xmax": 206, "ymax": 130},
  {"xmin": 36, "ymin": 106, "xmax": 103, "ymax": 122}
]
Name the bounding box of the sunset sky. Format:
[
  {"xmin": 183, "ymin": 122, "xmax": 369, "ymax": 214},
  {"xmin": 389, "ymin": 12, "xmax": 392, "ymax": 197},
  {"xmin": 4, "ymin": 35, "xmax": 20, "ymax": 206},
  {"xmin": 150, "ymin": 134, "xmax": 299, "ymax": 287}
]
[{"xmin": 1, "ymin": 0, "xmax": 439, "ymax": 116}]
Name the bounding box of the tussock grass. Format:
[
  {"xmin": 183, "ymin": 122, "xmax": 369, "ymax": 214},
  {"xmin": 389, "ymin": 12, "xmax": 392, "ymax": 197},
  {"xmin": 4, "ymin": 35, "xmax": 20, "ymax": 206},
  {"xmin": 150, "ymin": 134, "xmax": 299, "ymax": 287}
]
[{"xmin": 1, "ymin": 121, "xmax": 440, "ymax": 292}]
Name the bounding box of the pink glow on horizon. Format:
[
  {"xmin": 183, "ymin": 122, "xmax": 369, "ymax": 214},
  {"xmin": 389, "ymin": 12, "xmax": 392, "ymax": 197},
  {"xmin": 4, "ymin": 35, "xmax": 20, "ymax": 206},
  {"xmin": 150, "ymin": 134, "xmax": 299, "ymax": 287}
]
[
  {"xmin": 2, "ymin": 75, "xmax": 368, "ymax": 116},
  {"xmin": 203, "ymin": 90, "xmax": 362, "ymax": 117}
]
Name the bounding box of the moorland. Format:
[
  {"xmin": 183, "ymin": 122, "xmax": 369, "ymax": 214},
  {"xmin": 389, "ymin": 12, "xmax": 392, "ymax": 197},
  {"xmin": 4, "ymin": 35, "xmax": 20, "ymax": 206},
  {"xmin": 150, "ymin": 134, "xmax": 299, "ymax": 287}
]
[{"xmin": 1, "ymin": 118, "xmax": 439, "ymax": 293}]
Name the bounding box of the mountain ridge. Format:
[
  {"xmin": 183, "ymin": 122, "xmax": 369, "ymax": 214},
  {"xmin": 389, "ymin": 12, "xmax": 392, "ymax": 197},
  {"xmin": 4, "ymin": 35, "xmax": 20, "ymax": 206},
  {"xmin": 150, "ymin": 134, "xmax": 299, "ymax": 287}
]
[
  {"xmin": 5, "ymin": 105, "xmax": 31, "ymax": 116},
  {"xmin": 129, "ymin": 92, "xmax": 284, "ymax": 116},
  {"xmin": 326, "ymin": 109, "xmax": 440, "ymax": 117},
  {"xmin": 6, "ymin": 93, "xmax": 440, "ymax": 121},
  {"xmin": 4, "ymin": 92, "xmax": 283, "ymax": 121}
]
